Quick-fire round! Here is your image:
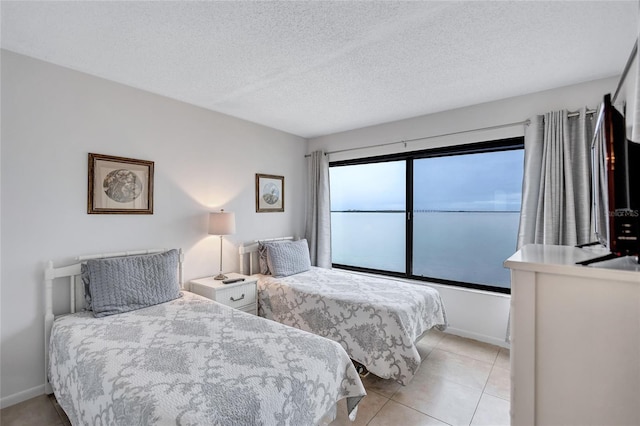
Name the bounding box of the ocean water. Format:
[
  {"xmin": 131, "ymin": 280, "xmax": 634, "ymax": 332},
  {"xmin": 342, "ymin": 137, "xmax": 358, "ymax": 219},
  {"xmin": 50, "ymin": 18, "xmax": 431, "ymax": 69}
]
[{"xmin": 331, "ymin": 211, "xmax": 520, "ymax": 289}]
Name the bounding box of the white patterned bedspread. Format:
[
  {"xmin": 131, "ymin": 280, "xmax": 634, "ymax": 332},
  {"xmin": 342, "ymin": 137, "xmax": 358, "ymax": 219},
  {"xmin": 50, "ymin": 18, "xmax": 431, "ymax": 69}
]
[
  {"xmin": 49, "ymin": 291, "xmax": 366, "ymax": 426},
  {"xmin": 257, "ymin": 267, "xmax": 448, "ymax": 385}
]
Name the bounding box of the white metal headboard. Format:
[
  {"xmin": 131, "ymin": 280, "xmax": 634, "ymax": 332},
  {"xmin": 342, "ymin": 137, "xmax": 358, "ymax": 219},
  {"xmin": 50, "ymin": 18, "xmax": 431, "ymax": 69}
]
[
  {"xmin": 238, "ymin": 237, "xmax": 295, "ymax": 275},
  {"xmin": 43, "ymin": 248, "xmax": 184, "ymax": 394}
]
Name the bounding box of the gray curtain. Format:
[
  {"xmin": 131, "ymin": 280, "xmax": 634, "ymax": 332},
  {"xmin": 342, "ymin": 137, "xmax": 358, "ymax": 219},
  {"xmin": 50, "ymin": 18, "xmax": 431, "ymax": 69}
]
[
  {"xmin": 305, "ymin": 150, "xmax": 332, "ymax": 268},
  {"xmin": 517, "ymin": 108, "xmax": 596, "ymax": 248}
]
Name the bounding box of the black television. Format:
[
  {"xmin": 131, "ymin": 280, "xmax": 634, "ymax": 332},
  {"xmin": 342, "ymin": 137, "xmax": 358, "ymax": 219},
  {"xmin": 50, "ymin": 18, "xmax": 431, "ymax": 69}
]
[{"xmin": 588, "ymin": 93, "xmax": 640, "ymax": 263}]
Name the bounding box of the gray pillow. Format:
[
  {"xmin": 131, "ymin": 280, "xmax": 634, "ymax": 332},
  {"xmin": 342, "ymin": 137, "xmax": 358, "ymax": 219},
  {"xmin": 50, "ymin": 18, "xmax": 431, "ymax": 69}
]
[
  {"xmin": 264, "ymin": 239, "xmax": 311, "ymax": 277},
  {"xmin": 258, "ymin": 240, "xmax": 288, "ymax": 275},
  {"xmin": 86, "ymin": 249, "xmax": 181, "ymax": 317},
  {"xmin": 80, "ymin": 263, "xmax": 92, "ymax": 310},
  {"xmin": 258, "ymin": 242, "xmax": 271, "ymax": 274}
]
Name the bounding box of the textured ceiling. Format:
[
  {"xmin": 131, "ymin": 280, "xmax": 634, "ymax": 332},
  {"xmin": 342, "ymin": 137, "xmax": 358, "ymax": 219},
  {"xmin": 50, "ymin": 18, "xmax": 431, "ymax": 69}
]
[{"xmin": 1, "ymin": 1, "xmax": 638, "ymax": 138}]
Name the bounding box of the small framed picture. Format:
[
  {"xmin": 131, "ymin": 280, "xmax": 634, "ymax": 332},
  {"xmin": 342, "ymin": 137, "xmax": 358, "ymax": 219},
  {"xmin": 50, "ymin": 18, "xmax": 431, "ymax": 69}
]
[
  {"xmin": 88, "ymin": 153, "xmax": 154, "ymax": 214},
  {"xmin": 256, "ymin": 173, "xmax": 284, "ymax": 213}
]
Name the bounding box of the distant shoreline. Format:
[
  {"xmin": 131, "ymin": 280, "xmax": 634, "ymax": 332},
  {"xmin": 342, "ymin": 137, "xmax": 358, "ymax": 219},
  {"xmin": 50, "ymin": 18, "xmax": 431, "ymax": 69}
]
[{"xmin": 331, "ymin": 210, "xmax": 519, "ymax": 213}]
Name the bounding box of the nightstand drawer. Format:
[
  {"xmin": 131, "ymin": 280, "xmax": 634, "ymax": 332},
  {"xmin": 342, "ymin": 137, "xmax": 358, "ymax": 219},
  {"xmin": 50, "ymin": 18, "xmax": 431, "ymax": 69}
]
[{"xmin": 215, "ymin": 283, "xmax": 256, "ymax": 309}]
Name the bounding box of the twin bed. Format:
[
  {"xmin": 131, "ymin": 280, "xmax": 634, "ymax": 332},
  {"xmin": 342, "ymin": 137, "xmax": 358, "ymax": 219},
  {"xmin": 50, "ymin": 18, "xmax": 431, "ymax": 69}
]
[
  {"xmin": 46, "ymin": 240, "xmax": 447, "ymax": 424},
  {"xmin": 239, "ymin": 238, "xmax": 448, "ymax": 385},
  {"xmin": 45, "ymin": 249, "xmax": 365, "ymax": 425}
]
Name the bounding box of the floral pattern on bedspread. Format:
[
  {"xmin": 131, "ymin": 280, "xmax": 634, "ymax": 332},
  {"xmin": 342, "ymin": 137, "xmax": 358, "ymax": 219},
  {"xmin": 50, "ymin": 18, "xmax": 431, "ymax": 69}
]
[
  {"xmin": 257, "ymin": 267, "xmax": 447, "ymax": 385},
  {"xmin": 49, "ymin": 291, "xmax": 365, "ymax": 426}
]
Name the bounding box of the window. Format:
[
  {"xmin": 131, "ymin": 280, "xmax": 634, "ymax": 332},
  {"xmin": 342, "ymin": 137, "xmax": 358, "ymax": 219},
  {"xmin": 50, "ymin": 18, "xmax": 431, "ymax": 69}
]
[
  {"xmin": 330, "ymin": 161, "xmax": 406, "ymax": 273},
  {"xmin": 329, "ymin": 138, "xmax": 524, "ymax": 293}
]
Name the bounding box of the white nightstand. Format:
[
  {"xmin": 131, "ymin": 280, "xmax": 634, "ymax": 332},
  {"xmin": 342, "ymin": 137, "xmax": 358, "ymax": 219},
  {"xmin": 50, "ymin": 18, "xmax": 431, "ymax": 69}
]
[{"xmin": 189, "ymin": 273, "xmax": 258, "ymax": 315}]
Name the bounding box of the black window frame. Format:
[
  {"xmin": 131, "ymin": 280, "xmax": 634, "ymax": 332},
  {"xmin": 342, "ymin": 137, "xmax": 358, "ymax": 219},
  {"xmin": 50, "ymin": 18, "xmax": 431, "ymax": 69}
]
[{"xmin": 329, "ymin": 137, "xmax": 524, "ymax": 294}]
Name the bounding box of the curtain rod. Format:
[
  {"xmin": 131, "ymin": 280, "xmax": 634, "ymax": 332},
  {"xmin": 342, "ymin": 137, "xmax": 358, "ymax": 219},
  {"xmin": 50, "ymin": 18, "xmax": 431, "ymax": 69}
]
[
  {"xmin": 305, "ymin": 109, "xmax": 597, "ymax": 158},
  {"xmin": 305, "ymin": 120, "xmax": 529, "ymax": 158},
  {"xmin": 567, "ymin": 109, "xmax": 597, "ymax": 118},
  {"xmin": 612, "ymin": 39, "xmax": 638, "ymax": 104}
]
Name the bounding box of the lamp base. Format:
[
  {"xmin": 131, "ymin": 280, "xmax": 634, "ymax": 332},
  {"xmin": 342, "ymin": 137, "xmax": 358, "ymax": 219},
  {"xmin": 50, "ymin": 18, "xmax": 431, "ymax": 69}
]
[{"xmin": 214, "ymin": 273, "xmax": 227, "ymax": 280}]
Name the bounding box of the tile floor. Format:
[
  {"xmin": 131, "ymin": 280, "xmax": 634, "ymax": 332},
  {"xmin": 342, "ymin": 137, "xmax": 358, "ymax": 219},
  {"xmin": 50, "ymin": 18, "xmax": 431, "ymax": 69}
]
[
  {"xmin": 330, "ymin": 329, "xmax": 510, "ymax": 426},
  {"xmin": 0, "ymin": 330, "xmax": 509, "ymax": 426}
]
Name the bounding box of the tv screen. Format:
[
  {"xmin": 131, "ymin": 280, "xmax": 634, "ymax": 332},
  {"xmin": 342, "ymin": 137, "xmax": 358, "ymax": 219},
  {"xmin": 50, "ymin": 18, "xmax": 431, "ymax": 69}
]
[{"xmin": 591, "ymin": 94, "xmax": 640, "ymax": 258}]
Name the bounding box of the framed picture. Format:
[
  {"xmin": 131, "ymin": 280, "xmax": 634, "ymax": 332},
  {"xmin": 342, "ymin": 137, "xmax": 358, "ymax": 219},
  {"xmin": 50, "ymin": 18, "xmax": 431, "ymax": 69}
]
[
  {"xmin": 88, "ymin": 153, "xmax": 154, "ymax": 214},
  {"xmin": 255, "ymin": 173, "xmax": 284, "ymax": 212}
]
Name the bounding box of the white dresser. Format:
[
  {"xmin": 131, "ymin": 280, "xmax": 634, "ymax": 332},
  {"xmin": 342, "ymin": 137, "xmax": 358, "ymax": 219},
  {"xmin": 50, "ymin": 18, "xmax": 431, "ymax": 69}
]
[{"xmin": 505, "ymin": 244, "xmax": 640, "ymax": 426}]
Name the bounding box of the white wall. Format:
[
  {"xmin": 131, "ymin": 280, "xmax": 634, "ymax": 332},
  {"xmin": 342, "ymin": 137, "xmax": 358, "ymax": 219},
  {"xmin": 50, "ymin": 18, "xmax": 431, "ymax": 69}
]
[
  {"xmin": 309, "ymin": 76, "xmax": 620, "ymax": 347},
  {"xmin": 0, "ymin": 50, "xmax": 308, "ymax": 406}
]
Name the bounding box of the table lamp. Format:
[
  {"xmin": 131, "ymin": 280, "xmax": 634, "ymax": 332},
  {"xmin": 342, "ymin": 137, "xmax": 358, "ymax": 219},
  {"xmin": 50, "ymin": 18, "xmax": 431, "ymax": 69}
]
[{"xmin": 209, "ymin": 209, "xmax": 236, "ymax": 280}]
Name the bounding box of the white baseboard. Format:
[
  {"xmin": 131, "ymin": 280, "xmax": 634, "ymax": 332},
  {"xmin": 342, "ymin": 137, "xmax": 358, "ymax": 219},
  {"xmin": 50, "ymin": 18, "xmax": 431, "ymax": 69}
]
[
  {"xmin": 444, "ymin": 326, "xmax": 511, "ymax": 349},
  {"xmin": 0, "ymin": 384, "xmax": 45, "ymax": 409}
]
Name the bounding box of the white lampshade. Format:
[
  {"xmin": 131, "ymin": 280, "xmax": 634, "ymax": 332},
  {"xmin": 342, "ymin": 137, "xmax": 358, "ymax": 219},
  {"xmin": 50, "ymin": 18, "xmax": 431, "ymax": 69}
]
[{"xmin": 209, "ymin": 210, "xmax": 236, "ymax": 236}]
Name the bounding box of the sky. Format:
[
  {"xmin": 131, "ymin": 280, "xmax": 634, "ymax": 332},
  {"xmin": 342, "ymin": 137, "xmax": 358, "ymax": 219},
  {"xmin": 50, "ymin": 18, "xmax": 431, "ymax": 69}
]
[{"xmin": 330, "ymin": 149, "xmax": 524, "ymax": 212}]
